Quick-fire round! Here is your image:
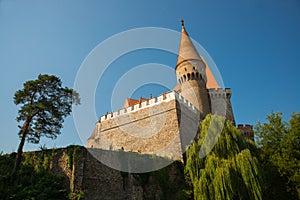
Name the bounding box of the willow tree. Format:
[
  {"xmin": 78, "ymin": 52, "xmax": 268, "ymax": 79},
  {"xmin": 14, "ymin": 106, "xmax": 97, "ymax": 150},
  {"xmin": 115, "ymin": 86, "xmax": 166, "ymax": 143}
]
[
  {"xmin": 185, "ymin": 115, "xmax": 263, "ymax": 200},
  {"xmin": 13, "ymin": 74, "xmax": 80, "ymax": 172}
]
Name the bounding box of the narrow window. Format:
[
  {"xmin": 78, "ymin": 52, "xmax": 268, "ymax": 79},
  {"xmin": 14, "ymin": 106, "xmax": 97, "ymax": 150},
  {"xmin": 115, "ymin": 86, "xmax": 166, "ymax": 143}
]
[{"xmin": 192, "ymin": 72, "xmax": 195, "ymax": 80}]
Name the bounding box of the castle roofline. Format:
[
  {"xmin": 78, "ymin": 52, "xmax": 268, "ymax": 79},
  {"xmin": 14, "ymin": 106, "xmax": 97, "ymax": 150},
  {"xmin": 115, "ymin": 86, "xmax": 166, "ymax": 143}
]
[
  {"xmin": 123, "ymin": 97, "xmax": 149, "ymax": 108},
  {"xmin": 99, "ymin": 91, "xmax": 199, "ymax": 123}
]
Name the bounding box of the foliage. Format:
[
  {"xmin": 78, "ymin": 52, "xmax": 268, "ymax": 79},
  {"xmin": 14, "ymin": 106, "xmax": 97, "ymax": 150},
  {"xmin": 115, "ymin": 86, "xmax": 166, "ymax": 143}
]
[
  {"xmin": 69, "ymin": 190, "xmax": 84, "ymax": 200},
  {"xmin": 0, "ymin": 153, "xmax": 67, "ymax": 200},
  {"xmin": 14, "ymin": 74, "xmax": 80, "ymax": 143},
  {"xmin": 255, "ymin": 112, "xmax": 300, "ymax": 199},
  {"xmin": 185, "ymin": 114, "xmax": 263, "ymax": 200},
  {"xmin": 0, "ymin": 146, "xmax": 87, "ymax": 199},
  {"xmin": 13, "ymin": 74, "xmax": 80, "ymax": 171},
  {"xmin": 66, "ymin": 145, "xmax": 82, "ymax": 170}
]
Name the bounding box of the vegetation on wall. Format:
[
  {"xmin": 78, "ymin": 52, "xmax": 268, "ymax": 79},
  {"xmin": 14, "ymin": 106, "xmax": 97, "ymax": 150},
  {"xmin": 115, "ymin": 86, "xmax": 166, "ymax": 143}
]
[
  {"xmin": 0, "ymin": 145, "xmax": 86, "ymax": 200},
  {"xmin": 0, "ymin": 151, "xmax": 67, "ymax": 200},
  {"xmin": 185, "ymin": 114, "xmax": 263, "ymax": 200}
]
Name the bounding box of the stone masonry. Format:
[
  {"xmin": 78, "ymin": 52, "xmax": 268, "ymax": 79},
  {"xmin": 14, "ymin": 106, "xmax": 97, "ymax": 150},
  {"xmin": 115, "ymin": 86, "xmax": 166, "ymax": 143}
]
[{"xmin": 87, "ymin": 91, "xmax": 200, "ymax": 161}]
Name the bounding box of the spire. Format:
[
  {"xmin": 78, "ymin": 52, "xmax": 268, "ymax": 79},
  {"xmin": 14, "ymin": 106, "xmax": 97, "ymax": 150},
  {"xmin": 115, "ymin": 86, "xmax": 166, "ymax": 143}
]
[
  {"xmin": 176, "ymin": 20, "xmax": 220, "ymax": 89},
  {"xmin": 176, "ymin": 20, "xmax": 202, "ymax": 68}
]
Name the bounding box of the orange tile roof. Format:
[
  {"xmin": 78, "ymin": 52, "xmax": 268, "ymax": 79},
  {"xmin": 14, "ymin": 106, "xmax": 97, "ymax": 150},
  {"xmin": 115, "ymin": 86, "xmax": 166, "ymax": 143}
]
[
  {"xmin": 173, "ymin": 84, "xmax": 181, "ymax": 92},
  {"xmin": 201, "ymin": 56, "xmax": 220, "ymax": 89},
  {"xmin": 123, "ymin": 97, "xmax": 149, "ymax": 108}
]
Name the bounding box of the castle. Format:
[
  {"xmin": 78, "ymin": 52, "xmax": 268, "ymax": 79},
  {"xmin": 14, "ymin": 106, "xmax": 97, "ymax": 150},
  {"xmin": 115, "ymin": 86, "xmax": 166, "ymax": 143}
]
[{"xmin": 87, "ymin": 21, "xmax": 252, "ymax": 161}]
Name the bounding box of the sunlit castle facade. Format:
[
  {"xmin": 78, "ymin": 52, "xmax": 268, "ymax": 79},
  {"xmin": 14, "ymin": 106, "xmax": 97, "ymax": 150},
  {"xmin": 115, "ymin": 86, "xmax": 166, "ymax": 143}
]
[{"xmin": 87, "ymin": 21, "xmax": 252, "ymax": 161}]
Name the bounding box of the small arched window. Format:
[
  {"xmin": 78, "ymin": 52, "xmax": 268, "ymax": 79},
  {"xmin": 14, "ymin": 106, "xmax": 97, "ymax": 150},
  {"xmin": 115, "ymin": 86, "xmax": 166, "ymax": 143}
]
[
  {"xmin": 187, "ymin": 73, "xmax": 191, "ymax": 80},
  {"xmin": 192, "ymin": 72, "xmax": 195, "ymax": 80},
  {"xmin": 183, "ymin": 75, "xmax": 186, "ymax": 81}
]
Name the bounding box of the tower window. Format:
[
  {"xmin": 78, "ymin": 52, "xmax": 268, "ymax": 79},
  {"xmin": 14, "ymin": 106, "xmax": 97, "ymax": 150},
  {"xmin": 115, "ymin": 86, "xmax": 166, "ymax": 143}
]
[
  {"xmin": 192, "ymin": 72, "xmax": 195, "ymax": 80},
  {"xmin": 196, "ymin": 72, "xmax": 199, "ymax": 79},
  {"xmin": 183, "ymin": 75, "xmax": 186, "ymax": 81},
  {"xmin": 187, "ymin": 73, "xmax": 191, "ymax": 80},
  {"xmin": 184, "ymin": 68, "xmax": 187, "ymax": 71}
]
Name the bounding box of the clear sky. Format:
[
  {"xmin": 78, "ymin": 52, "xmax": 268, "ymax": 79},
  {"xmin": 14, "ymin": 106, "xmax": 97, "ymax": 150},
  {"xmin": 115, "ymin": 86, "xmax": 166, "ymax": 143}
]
[{"xmin": 1, "ymin": 0, "xmax": 300, "ymax": 153}]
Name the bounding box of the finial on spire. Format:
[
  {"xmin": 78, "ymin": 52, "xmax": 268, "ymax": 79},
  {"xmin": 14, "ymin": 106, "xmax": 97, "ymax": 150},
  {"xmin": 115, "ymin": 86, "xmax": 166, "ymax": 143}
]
[{"xmin": 180, "ymin": 19, "xmax": 184, "ymax": 27}]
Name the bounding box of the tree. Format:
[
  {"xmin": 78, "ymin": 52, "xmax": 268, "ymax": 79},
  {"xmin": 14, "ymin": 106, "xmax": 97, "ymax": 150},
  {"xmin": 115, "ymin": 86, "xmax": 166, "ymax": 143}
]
[
  {"xmin": 255, "ymin": 112, "xmax": 300, "ymax": 199},
  {"xmin": 185, "ymin": 114, "xmax": 263, "ymax": 200},
  {"xmin": 13, "ymin": 74, "xmax": 80, "ymax": 172}
]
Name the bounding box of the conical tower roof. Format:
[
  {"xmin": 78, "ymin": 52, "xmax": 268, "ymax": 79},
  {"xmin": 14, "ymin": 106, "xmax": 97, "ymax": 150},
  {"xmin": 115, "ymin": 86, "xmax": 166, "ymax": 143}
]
[
  {"xmin": 176, "ymin": 20, "xmax": 220, "ymax": 89},
  {"xmin": 202, "ymin": 56, "xmax": 220, "ymax": 89},
  {"xmin": 176, "ymin": 20, "xmax": 202, "ymax": 67}
]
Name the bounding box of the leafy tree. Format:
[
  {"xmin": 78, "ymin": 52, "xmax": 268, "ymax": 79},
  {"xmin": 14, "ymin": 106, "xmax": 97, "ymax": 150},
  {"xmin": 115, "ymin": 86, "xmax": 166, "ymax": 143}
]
[
  {"xmin": 0, "ymin": 151, "xmax": 68, "ymax": 199},
  {"xmin": 13, "ymin": 74, "xmax": 80, "ymax": 172},
  {"xmin": 185, "ymin": 114, "xmax": 263, "ymax": 200},
  {"xmin": 255, "ymin": 112, "xmax": 300, "ymax": 199}
]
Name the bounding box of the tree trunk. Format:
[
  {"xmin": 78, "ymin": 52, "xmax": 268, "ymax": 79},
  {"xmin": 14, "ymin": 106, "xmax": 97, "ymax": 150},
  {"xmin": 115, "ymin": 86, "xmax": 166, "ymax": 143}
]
[{"xmin": 13, "ymin": 118, "xmax": 30, "ymax": 173}]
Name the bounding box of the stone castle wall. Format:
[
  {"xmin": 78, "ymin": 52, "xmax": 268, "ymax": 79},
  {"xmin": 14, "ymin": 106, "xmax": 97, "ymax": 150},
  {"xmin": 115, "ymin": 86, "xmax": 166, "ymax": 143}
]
[
  {"xmin": 23, "ymin": 146, "xmax": 187, "ymax": 200},
  {"xmin": 209, "ymin": 88, "xmax": 235, "ymax": 125},
  {"xmin": 237, "ymin": 124, "xmax": 254, "ymax": 141},
  {"xmin": 87, "ymin": 91, "xmax": 200, "ymax": 161}
]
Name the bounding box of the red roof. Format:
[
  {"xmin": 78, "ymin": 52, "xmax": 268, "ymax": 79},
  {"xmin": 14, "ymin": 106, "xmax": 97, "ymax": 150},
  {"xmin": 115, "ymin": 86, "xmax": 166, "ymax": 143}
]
[{"xmin": 123, "ymin": 97, "xmax": 149, "ymax": 108}]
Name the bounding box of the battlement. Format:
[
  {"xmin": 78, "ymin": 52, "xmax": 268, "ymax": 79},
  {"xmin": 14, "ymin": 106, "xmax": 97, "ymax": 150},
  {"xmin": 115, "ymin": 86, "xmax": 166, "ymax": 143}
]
[
  {"xmin": 237, "ymin": 124, "xmax": 254, "ymax": 141},
  {"xmin": 99, "ymin": 91, "xmax": 199, "ymax": 122},
  {"xmin": 208, "ymin": 88, "xmax": 232, "ymax": 99},
  {"xmin": 237, "ymin": 124, "xmax": 252, "ymax": 129}
]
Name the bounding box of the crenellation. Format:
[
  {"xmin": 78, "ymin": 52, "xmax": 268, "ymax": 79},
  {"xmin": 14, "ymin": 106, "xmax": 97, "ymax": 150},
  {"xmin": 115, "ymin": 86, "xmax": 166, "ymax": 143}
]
[
  {"xmin": 157, "ymin": 94, "xmax": 164, "ymax": 102},
  {"xmin": 148, "ymin": 98, "xmax": 156, "ymax": 105},
  {"xmin": 100, "ymin": 115, "xmax": 106, "ymax": 122},
  {"xmin": 98, "ymin": 91, "xmax": 198, "ymax": 123},
  {"xmin": 208, "ymin": 88, "xmax": 227, "ymax": 99},
  {"xmin": 133, "ymin": 104, "xmax": 140, "ymax": 110},
  {"xmin": 237, "ymin": 124, "xmax": 254, "ymax": 141},
  {"xmin": 113, "ymin": 111, "xmax": 118, "ymax": 117},
  {"xmin": 141, "ymin": 101, "xmax": 147, "ymax": 107},
  {"xmin": 107, "ymin": 113, "xmax": 112, "ymax": 120},
  {"xmin": 126, "ymin": 106, "xmax": 132, "ymax": 113},
  {"xmin": 119, "ymin": 108, "xmax": 126, "ymax": 115}
]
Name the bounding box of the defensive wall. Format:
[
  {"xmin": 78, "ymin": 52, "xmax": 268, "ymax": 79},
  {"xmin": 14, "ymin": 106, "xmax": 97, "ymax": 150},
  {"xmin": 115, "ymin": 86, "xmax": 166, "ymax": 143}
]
[
  {"xmin": 21, "ymin": 146, "xmax": 186, "ymax": 200},
  {"xmin": 87, "ymin": 91, "xmax": 200, "ymax": 161}
]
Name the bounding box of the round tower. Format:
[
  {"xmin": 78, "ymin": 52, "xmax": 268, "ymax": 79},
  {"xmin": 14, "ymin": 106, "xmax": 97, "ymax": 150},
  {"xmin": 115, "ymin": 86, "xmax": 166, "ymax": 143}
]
[{"xmin": 175, "ymin": 20, "xmax": 210, "ymax": 116}]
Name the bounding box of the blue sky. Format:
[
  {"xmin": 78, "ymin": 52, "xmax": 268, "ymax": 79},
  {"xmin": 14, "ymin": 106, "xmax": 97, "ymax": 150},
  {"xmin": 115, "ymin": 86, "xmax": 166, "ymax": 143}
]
[{"xmin": 1, "ymin": 0, "xmax": 300, "ymax": 153}]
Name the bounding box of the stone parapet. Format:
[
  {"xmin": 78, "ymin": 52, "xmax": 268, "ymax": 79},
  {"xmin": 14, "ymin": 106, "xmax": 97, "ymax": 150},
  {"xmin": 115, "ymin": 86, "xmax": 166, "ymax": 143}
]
[{"xmin": 99, "ymin": 91, "xmax": 198, "ymax": 122}]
